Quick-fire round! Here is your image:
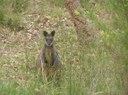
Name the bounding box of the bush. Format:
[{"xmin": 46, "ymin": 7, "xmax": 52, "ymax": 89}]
[{"xmin": 0, "ymin": 0, "xmax": 28, "ymax": 30}]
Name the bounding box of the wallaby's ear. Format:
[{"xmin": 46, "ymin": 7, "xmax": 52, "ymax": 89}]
[
  {"xmin": 51, "ymin": 30, "xmax": 55, "ymax": 36},
  {"xmin": 43, "ymin": 31, "xmax": 48, "ymax": 36}
]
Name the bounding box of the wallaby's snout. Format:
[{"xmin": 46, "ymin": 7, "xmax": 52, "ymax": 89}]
[
  {"xmin": 45, "ymin": 37, "xmax": 53, "ymax": 46},
  {"xmin": 43, "ymin": 31, "xmax": 55, "ymax": 46}
]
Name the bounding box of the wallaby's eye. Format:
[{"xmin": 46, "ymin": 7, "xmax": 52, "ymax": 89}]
[
  {"xmin": 43, "ymin": 31, "xmax": 48, "ymax": 36},
  {"xmin": 50, "ymin": 39, "xmax": 52, "ymax": 42}
]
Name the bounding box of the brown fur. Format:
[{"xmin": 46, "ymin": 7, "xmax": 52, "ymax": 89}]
[{"xmin": 35, "ymin": 31, "xmax": 62, "ymax": 82}]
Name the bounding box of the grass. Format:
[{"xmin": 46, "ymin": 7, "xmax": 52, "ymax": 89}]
[{"xmin": 0, "ymin": 0, "xmax": 127, "ymax": 95}]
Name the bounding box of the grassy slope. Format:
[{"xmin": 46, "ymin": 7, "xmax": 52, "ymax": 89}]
[{"xmin": 0, "ymin": 0, "xmax": 125, "ymax": 95}]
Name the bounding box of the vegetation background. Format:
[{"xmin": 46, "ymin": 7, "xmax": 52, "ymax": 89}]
[{"xmin": 0, "ymin": 0, "xmax": 128, "ymax": 95}]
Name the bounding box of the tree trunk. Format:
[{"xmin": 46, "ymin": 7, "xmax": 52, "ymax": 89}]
[{"xmin": 64, "ymin": 0, "xmax": 91, "ymax": 45}]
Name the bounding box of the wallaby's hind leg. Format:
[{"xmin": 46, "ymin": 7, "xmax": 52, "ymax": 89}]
[
  {"xmin": 50, "ymin": 69, "xmax": 61, "ymax": 86},
  {"xmin": 41, "ymin": 64, "xmax": 48, "ymax": 82}
]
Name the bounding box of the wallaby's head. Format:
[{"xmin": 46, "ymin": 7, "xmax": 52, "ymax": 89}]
[{"xmin": 43, "ymin": 31, "xmax": 55, "ymax": 47}]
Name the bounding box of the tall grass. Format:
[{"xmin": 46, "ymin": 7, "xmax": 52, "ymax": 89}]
[
  {"xmin": 80, "ymin": 0, "xmax": 128, "ymax": 94},
  {"xmin": 110, "ymin": 0, "xmax": 128, "ymax": 94}
]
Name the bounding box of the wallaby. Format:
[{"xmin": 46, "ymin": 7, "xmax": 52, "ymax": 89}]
[{"xmin": 36, "ymin": 31, "xmax": 62, "ymax": 82}]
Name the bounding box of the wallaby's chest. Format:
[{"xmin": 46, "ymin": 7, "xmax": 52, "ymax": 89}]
[{"xmin": 44, "ymin": 48, "xmax": 53, "ymax": 64}]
